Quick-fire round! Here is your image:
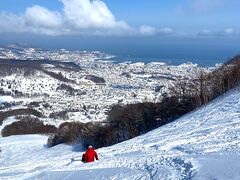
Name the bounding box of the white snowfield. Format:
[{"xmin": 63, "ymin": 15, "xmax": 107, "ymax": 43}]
[
  {"xmin": 0, "ymin": 88, "xmax": 240, "ymax": 180},
  {"xmin": 0, "ymin": 96, "xmax": 14, "ymax": 104}
]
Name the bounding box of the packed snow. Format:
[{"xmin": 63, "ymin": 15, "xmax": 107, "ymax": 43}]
[
  {"xmin": 0, "ymin": 96, "xmax": 14, "ymax": 104},
  {"xmin": 0, "ymin": 88, "xmax": 240, "ymax": 179}
]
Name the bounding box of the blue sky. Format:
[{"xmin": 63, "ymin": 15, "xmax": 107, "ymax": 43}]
[
  {"xmin": 0, "ymin": 0, "xmax": 239, "ymax": 36},
  {"xmin": 0, "ymin": 0, "xmax": 239, "ymax": 64}
]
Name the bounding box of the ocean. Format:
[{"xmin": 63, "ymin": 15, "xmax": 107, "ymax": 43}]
[
  {"xmin": 52, "ymin": 36, "xmax": 240, "ymax": 66},
  {"xmin": 99, "ymin": 37, "xmax": 240, "ymax": 66},
  {"xmin": 1, "ymin": 35, "xmax": 240, "ymax": 67}
]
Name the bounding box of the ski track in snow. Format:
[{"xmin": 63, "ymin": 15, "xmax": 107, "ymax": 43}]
[{"xmin": 0, "ymin": 87, "xmax": 240, "ymax": 180}]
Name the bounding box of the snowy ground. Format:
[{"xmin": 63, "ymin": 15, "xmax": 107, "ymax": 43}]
[
  {"xmin": 0, "ymin": 96, "xmax": 14, "ymax": 104},
  {"xmin": 0, "ymin": 87, "xmax": 240, "ymax": 180}
]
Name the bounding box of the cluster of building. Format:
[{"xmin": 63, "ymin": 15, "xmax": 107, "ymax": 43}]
[{"xmin": 0, "ymin": 45, "xmax": 212, "ymax": 125}]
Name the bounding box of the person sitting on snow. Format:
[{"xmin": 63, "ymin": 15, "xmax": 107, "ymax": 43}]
[{"xmin": 82, "ymin": 145, "xmax": 98, "ymax": 163}]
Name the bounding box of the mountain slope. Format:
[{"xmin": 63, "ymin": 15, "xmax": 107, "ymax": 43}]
[{"xmin": 0, "ymin": 87, "xmax": 240, "ymax": 180}]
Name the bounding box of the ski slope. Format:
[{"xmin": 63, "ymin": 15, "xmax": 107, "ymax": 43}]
[{"xmin": 0, "ymin": 87, "xmax": 240, "ymax": 180}]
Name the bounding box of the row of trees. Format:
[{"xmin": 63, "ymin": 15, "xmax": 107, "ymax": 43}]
[
  {"xmin": 2, "ymin": 116, "xmax": 57, "ymax": 137},
  {"xmin": 47, "ymin": 95, "xmax": 196, "ymax": 148},
  {"xmin": 171, "ymin": 56, "xmax": 240, "ymax": 107},
  {"xmin": 0, "ymin": 108, "xmax": 43, "ymax": 126}
]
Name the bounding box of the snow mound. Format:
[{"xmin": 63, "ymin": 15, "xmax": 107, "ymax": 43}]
[
  {"xmin": 0, "ymin": 96, "xmax": 14, "ymax": 104},
  {"xmin": 0, "ymin": 87, "xmax": 240, "ymax": 179}
]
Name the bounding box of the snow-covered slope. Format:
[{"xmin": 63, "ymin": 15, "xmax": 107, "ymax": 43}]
[{"xmin": 0, "ymin": 87, "xmax": 240, "ymax": 180}]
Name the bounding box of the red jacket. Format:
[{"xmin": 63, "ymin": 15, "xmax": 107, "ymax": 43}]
[{"xmin": 84, "ymin": 148, "xmax": 98, "ymax": 163}]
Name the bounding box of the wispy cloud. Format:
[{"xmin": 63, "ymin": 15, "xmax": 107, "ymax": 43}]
[
  {"xmin": 139, "ymin": 25, "xmax": 157, "ymax": 36},
  {"xmin": 224, "ymin": 28, "xmax": 235, "ymax": 35},
  {"xmin": 139, "ymin": 25, "xmax": 173, "ymax": 36},
  {"xmin": 158, "ymin": 28, "xmax": 173, "ymax": 35},
  {"xmin": 198, "ymin": 28, "xmax": 238, "ymax": 37}
]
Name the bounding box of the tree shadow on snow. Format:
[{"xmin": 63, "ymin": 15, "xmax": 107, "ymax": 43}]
[{"xmin": 72, "ymin": 143, "xmax": 84, "ymax": 152}]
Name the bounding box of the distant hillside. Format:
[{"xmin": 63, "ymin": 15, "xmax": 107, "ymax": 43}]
[{"xmin": 0, "ymin": 59, "xmax": 80, "ymax": 83}]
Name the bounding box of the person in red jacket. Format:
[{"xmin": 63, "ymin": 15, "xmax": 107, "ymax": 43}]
[{"xmin": 82, "ymin": 145, "xmax": 98, "ymax": 163}]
